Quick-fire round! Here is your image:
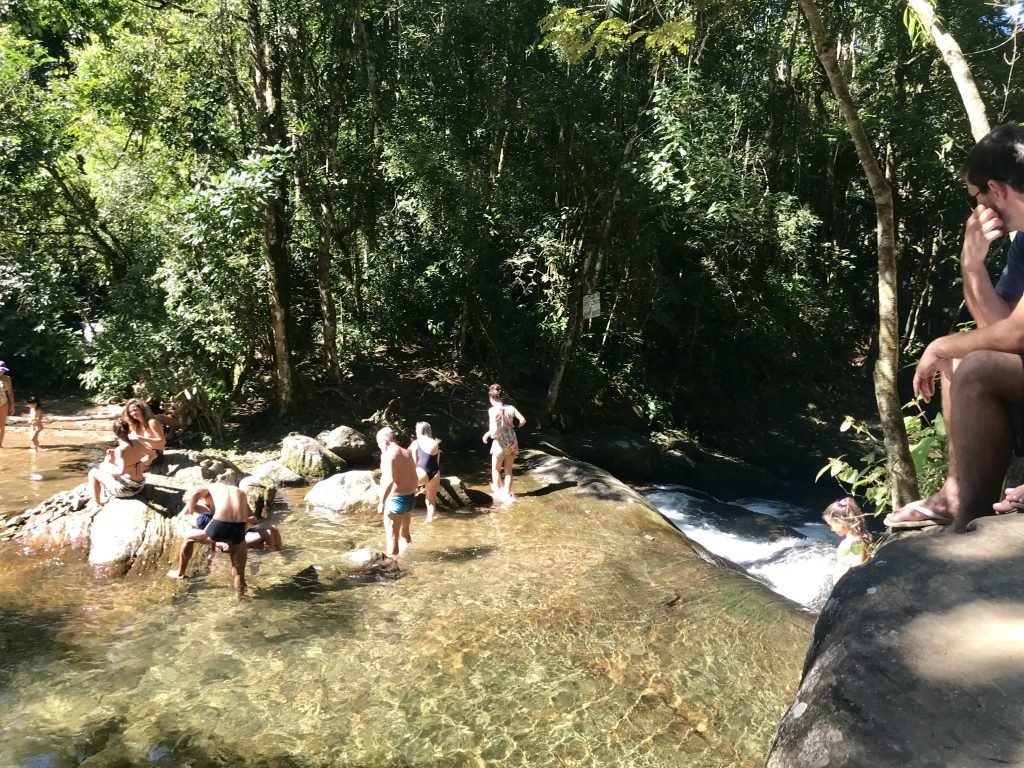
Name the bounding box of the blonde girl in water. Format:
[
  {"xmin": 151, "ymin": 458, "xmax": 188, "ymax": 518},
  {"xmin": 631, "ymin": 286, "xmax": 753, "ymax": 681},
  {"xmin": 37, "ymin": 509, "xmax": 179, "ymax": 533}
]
[
  {"xmin": 482, "ymin": 383, "xmax": 526, "ymax": 503},
  {"xmin": 410, "ymin": 421, "xmax": 442, "ymax": 521},
  {"xmin": 26, "ymin": 397, "xmax": 44, "ymax": 451},
  {"xmin": 121, "ymin": 398, "xmax": 166, "ymax": 465},
  {"xmin": 822, "ymin": 497, "xmax": 873, "ymax": 583}
]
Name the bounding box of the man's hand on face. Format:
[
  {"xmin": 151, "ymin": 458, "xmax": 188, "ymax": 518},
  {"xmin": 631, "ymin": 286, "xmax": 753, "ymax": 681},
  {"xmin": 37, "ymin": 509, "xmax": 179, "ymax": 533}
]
[{"xmin": 962, "ymin": 204, "xmax": 1007, "ymax": 270}]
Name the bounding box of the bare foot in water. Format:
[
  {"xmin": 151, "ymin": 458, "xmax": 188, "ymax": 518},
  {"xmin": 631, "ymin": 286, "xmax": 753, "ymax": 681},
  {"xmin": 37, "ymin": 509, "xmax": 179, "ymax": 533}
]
[{"xmin": 167, "ymin": 569, "xmax": 186, "ymax": 579}]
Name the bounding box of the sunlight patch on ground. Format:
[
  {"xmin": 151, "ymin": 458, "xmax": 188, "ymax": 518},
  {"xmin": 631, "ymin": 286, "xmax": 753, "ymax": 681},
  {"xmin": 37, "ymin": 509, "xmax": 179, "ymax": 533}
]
[{"xmin": 903, "ymin": 601, "xmax": 1024, "ymax": 683}]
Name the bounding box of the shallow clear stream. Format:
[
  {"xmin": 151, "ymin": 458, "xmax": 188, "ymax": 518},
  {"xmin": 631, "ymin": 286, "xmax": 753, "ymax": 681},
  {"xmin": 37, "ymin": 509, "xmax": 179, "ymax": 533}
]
[{"xmin": 0, "ymin": 443, "xmax": 811, "ymax": 767}]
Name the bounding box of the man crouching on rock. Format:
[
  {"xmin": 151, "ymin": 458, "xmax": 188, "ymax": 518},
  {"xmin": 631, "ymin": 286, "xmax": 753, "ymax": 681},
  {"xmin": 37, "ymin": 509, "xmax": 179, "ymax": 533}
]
[
  {"xmin": 168, "ymin": 483, "xmax": 255, "ymax": 593},
  {"xmin": 377, "ymin": 427, "xmax": 417, "ymax": 556}
]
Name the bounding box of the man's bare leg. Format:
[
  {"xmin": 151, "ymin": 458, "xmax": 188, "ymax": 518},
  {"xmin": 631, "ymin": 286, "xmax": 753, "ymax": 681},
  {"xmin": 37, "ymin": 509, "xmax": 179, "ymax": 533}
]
[
  {"xmin": 886, "ymin": 365, "xmax": 960, "ymax": 524},
  {"xmin": 397, "ymin": 514, "xmax": 411, "ymax": 555},
  {"xmin": 168, "ymin": 529, "xmax": 210, "ymax": 578},
  {"xmin": 229, "ymin": 542, "xmax": 247, "ymax": 593},
  {"xmin": 947, "ymin": 351, "xmax": 1024, "ymax": 532},
  {"xmin": 383, "ymin": 513, "xmax": 399, "ymax": 556}
]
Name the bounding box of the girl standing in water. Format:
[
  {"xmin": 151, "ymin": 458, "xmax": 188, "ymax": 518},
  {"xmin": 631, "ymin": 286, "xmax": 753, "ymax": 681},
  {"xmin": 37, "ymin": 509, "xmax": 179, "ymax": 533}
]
[
  {"xmin": 26, "ymin": 397, "xmax": 43, "ymax": 451},
  {"xmin": 823, "ymin": 497, "xmax": 872, "ymax": 582},
  {"xmin": 482, "ymin": 384, "xmax": 526, "ymax": 503}
]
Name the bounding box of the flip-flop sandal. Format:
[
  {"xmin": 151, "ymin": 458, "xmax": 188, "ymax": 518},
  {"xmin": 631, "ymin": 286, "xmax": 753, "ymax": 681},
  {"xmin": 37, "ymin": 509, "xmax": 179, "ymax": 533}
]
[{"xmin": 883, "ymin": 500, "xmax": 953, "ymax": 529}]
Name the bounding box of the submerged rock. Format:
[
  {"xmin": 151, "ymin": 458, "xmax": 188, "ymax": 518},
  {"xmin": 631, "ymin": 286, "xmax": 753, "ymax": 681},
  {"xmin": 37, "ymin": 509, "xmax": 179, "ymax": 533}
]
[{"xmin": 767, "ymin": 517, "xmax": 1024, "ymax": 766}]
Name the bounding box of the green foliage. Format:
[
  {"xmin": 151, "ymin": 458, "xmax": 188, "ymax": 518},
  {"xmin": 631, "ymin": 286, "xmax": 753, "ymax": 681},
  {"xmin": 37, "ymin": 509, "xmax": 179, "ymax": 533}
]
[
  {"xmin": 539, "ymin": 6, "xmax": 692, "ymax": 63},
  {"xmin": 817, "ymin": 402, "xmax": 948, "ymax": 514},
  {"xmin": 903, "ymin": 1, "xmax": 936, "ymax": 49}
]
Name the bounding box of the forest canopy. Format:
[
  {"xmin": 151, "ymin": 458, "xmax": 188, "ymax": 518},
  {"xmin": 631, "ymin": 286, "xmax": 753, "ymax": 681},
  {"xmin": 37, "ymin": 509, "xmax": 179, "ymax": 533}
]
[{"xmin": 1, "ymin": 0, "xmax": 1021, "ymax": 436}]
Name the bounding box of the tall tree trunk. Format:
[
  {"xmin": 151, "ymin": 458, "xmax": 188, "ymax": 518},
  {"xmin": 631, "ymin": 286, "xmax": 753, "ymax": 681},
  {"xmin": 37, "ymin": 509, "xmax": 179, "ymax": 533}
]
[
  {"xmin": 906, "ymin": 0, "xmax": 990, "ymax": 140},
  {"xmin": 799, "ymin": 0, "xmax": 919, "ymax": 508},
  {"xmin": 247, "ymin": 0, "xmax": 294, "ymax": 415}
]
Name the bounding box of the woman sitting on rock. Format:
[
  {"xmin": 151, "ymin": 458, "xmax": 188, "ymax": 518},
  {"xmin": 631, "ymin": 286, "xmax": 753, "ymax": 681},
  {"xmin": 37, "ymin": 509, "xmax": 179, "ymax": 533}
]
[
  {"xmin": 409, "ymin": 421, "xmax": 442, "ymax": 521},
  {"xmin": 87, "ymin": 417, "xmax": 156, "ymax": 508},
  {"xmin": 122, "ymin": 397, "xmax": 166, "ymax": 466}
]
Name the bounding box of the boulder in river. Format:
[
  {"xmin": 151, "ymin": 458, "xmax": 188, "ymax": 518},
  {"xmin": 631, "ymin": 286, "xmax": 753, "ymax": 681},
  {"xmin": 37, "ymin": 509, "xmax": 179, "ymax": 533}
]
[
  {"xmin": 149, "ymin": 449, "xmax": 243, "ymax": 485},
  {"xmin": 281, "ymin": 434, "xmax": 345, "ymax": 480},
  {"xmin": 249, "ymin": 459, "xmax": 305, "ymax": 487},
  {"xmin": 767, "ymin": 516, "xmax": 1024, "ymax": 767},
  {"xmin": 305, "ymin": 470, "xmax": 378, "ymax": 514},
  {"xmin": 315, "ymin": 426, "xmax": 371, "ymax": 462}
]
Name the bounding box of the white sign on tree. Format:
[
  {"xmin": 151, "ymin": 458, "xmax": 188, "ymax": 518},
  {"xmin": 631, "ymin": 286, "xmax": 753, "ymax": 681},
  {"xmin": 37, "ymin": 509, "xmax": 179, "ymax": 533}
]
[{"xmin": 582, "ymin": 292, "xmax": 601, "ymax": 319}]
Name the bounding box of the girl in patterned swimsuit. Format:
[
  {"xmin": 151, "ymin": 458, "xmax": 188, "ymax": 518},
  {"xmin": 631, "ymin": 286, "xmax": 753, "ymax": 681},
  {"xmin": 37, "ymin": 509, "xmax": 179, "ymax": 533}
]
[
  {"xmin": 823, "ymin": 497, "xmax": 872, "ymax": 583},
  {"xmin": 482, "ymin": 384, "xmax": 526, "ymax": 504}
]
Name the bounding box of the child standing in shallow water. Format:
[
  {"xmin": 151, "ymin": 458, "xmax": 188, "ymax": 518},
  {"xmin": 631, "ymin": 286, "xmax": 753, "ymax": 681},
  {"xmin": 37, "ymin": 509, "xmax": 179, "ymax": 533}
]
[
  {"xmin": 823, "ymin": 497, "xmax": 872, "ymax": 582},
  {"xmin": 482, "ymin": 383, "xmax": 526, "ymax": 503},
  {"xmin": 26, "ymin": 397, "xmax": 43, "ymax": 451}
]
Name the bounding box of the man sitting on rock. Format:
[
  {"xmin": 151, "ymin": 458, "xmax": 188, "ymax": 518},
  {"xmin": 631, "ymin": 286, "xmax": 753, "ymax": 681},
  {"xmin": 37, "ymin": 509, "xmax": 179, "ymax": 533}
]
[
  {"xmin": 87, "ymin": 417, "xmax": 155, "ymax": 508},
  {"xmin": 376, "ymin": 427, "xmax": 418, "ymax": 556},
  {"xmin": 167, "ymin": 483, "xmax": 255, "ymax": 593},
  {"xmin": 887, "ymin": 123, "xmax": 1024, "ymax": 532}
]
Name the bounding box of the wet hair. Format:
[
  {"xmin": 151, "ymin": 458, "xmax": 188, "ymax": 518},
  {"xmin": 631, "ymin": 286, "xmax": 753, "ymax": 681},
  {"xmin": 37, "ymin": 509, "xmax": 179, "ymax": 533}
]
[
  {"xmin": 962, "ymin": 122, "xmax": 1024, "ymax": 194},
  {"xmin": 823, "ymin": 497, "xmax": 872, "ymax": 547},
  {"xmin": 376, "ymin": 427, "xmax": 396, "ymax": 445},
  {"xmin": 26, "ymin": 396, "xmax": 41, "ymax": 408},
  {"xmin": 488, "ymin": 383, "xmax": 505, "ymax": 401},
  {"xmin": 112, "ymin": 416, "xmax": 131, "ymax": 442},
  {"xmin": 415, "ymin": 421, "xmax": 433, "ymax": 438},
  {"xmin": 121, "ymin": 398, "xmax": 154, "ymax": 431}
]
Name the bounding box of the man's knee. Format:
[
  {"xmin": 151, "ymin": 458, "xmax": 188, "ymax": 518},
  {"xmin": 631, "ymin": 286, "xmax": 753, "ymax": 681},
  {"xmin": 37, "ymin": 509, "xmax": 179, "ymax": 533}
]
[{"xmin": 953, "ymin": 351, "xmax": 1024, "ymax": 394}]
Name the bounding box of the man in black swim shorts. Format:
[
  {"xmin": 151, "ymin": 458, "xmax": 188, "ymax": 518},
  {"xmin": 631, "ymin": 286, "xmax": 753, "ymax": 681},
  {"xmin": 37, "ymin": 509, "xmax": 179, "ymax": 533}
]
[{"xmin": 167, "ymin": 482, "xmax": 255, "ymax": 592}]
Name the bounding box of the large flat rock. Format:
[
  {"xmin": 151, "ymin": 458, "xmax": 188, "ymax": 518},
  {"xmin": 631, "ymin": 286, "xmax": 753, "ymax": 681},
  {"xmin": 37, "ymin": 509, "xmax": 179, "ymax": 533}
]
[{"xmin": 768, "ymin": 515, "xmax": 1024, "ymax": 766}]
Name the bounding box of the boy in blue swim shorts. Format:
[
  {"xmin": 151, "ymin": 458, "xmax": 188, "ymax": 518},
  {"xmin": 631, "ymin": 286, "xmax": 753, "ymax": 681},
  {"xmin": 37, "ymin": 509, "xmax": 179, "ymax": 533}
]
[{"xmin": 377, "ymin": 427, "xmax": 418, "ymax": 556}]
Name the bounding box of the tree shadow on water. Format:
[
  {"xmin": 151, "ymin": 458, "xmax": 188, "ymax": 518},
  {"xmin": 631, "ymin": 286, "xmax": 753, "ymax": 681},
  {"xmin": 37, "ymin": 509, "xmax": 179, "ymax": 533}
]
[
  {"xmin": 0, "ymin": 605, "xmax": 76, "ymax": 694},
  {"xmin": 520, "ymin": 481, "xmax": 577, "ymax": 497}
]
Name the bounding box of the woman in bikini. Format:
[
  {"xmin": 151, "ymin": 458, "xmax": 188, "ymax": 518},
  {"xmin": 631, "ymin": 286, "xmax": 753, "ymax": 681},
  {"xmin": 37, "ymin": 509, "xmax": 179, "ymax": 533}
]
[
  {"xmin": 482, "ymin": 384, "xmax": 526, "ymax": 503},
  {"xmin": 0, "ymin": 361, "xmax": 13, "ymax": 448},
  {"xmin": 87, "ymin": 417, "xmax": 156, "ymax": 507},
  {"xmin": 122, "ymin": 397, "xmax": 166, "ymax": 466},
  {"xmin": 410, "ymin": 421, "xmax": 442, "ymax": 521}
]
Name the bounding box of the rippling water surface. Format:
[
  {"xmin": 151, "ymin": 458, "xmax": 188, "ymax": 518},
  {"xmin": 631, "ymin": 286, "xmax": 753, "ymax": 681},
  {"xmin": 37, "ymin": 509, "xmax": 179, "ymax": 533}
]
[
  {"xmin": 0, "ymin": 420, "xmax": 107, "ymax": 519},
  {"xmin": 0, "ymin": 452, "xmax": 810, "ymax": 767}
]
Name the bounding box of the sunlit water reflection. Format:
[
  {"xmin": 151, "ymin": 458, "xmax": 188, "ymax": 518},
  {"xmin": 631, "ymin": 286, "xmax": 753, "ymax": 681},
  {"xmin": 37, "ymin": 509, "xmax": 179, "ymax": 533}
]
[
  {"xmin": 0, "ymin": 424, "xmax": 107, "ymax": 519},
  {"xmin": 0, "ymin": 453, "xmax": 811, "ymax": 767}
]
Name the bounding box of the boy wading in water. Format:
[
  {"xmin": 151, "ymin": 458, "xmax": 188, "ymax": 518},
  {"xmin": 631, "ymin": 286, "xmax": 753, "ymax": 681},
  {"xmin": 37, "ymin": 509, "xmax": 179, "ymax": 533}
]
[
  {"xmin": 377, "ymin": 427, "xmax": 418, "ymax": 556},
  {"xmin": 168, "ymin": 483, "xmax": 255, "ymax": 593}
]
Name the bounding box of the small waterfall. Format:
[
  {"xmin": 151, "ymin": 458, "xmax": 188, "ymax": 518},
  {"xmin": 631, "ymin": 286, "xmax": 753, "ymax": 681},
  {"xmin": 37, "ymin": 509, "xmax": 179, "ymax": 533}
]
[{"xmin": 645, "ymin": 486, "xmax": 839, "ymax": 612}]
